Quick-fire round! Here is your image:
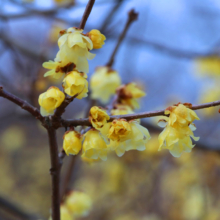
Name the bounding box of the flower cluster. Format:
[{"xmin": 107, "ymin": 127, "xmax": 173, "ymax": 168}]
[
  {"xmin": 49, "ymin": 191, "xmax": 92, "ymax": 220},
  {"xmin": 158, "ymin": 103, "xmax": 200, "ymax": 157},
  {"xmin": 39, "ymin": 27, "xmax": 106, "ymax": 116},
  {"xmin": 63, "ymin": 106, "xmax": 151, "ymax": 160}
]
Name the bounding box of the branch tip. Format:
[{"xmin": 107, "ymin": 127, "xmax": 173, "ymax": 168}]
[{"xmin": 128, "ymin": 9, "xmax": 138, "ymax": 22}]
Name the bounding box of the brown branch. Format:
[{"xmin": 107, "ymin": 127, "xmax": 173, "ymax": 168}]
[
  {"xmin": 79, "ymin": 0, "xmax": 95, "ymax": 29},
  {"xmin": 47, "ymin": 126, "xmax": 61, "ymax": 220},
  {"xmin": 106, "ymin": 9, "xmax": 138, "ymax": 67},
  {"xmin": 0, "ymin": 86, "xmax": 44, "ymax": 122},
  {"xmin": 61, "ymin": 99, "xmax": 220, "ymax": 127}
]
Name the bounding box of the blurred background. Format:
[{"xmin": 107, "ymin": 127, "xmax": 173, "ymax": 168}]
[{"xmin": 0, "ymin": 0, "xmax": 220, "ymax": 219}]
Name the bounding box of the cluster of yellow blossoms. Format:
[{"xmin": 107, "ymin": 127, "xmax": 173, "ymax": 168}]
[
  {"xmin": 158, "ymin": 103, "xmax": 200, "ymax": 157},
  {"xmin": 49, "ymin": 191, "xmax": 92, "ymax": 220},
  {"xmin": 39, "ymin": 27, "xmax": 106, "ymax": 116},
  {"xmin": 63, "ymin": 106, "xmax": 151, "ymax": 160}
]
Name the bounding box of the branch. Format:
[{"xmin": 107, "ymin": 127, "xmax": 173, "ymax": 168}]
[
  {"xmin": 0, "ymin": 196, "xmax": 42, "ymax": 220},
  {"xmin": 47, "ymin": 126, "xmax": 61, "ymax": 220},
  {"xmin": 106, "ymin": 9, "xmax": 138, "ymax": 67},
  {"xmin": 0, "ymin": 86, "xmax": 44, "ymax": 122},
  {"xmin": 79, "ymin": 0, "xmax": 95, "ymax": 29},
  {"xmin": 61, "ymin": 100, "xmax": 220, "ymax": 127}
]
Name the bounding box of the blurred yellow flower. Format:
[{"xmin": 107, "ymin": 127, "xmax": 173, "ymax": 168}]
[
  {"xmin": 55, "ymin": 27, "xmax": 95, "ymax": 73},
  {"xmin": 82, "ymin": 129, "xmax": 108, "ymax": 161},
  {"xmin": 195, "ymin": 56, "xmax": 220, "ymax": 77},
  {"xmin": 158, "ymin": 119, "xmax": 199, "ymax": 157},
  {"xmin": 62, "ymin": 70, "xmax": 88, "ymax": 99},
  {"xmin": 89, "ymin": 106, "xmax": 110, "ymax": 130},
  {"xmin": 49, "ymin": 205, "xmax": 72, "ymax": 220},
  {"xmin": 65, "ymin": 191, "xmax": 92, "ymax": 217},
  {"xmin": 117, "ymin": 83, "xmax": 146, "ymax": 109},
  {"xmin": 165, "ymin": 103, "xmax": 200, "ymax": 127},
  {"xmin": 38, "ymin": 87, "xmax": 65, "ymax": 116},
  {"xmin": 199, "ymin": 87, "xmax": 220, "ymax": 117},
  {"xmin": 111, "ymin": 104, "xmax": 134, "ymax": 116},
  {"xmin": 90, "ymin": 66, "xmax": 121, "ymax": 103},
  {"xmin": 63, "ymin": 130, "xmax": 82, "ymax": 156},
  {"xmin": 88, "ymin": 29, "xmax": 106, "ymax": 49},
  {"xmin": 48, "ymin": 22, "xmax": 66, "ymax": 43}
]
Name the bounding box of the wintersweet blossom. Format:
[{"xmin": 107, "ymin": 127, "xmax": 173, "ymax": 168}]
[
  {"xmin": 43, "ymin": 60, "xmax": 73, "ymax": 79},
  {"xmin": 62, "ymin": 70, "xmax": 88, "ymax": 99},
  {"xmin": 55, "ymin": 27, "xmax": 95, "ymax": 73},
  {"xmin": 117, "ymin": 83, "xmax": 146, "ymax": 109},
  {"xmin": 89, "ymin": 106, "xmax": 110, "ymax": 130},
  {"xmin": 158, "ymin": 117, "xmax": 199, "ymax": 157},
  {"xmin": 165, "ymin": 103, "xmax": 200, "ymax": 127},
  {"xmin": 49, "ymin": 205, "xmax": 72, "ymax": 220},
  {"xmin": 65, "ymin": 191, "xmax": 92, "ymax": 217},
  {"xmin": 195, "ymin": 56, "xmax": 220, "ymax": 77},
  {"xmin": 38, "ymin": 87, "xmax": 65, "ymax": 116},
  {"xmin": 90, "ymin": 66, "xmax": 121, "ymax": 103},
  {"xmin": 88, "ymin": 29, "xmax": 106, "ymax": 49},
  {"xmin": 111, "ymin": 104, "xmax": 134, "ymax": 116},
  {"xmin": 82, "ymin": 129, "xmax": 108, "ymax": 161},
  {"xmin": 108, "ymin": 120, "xmax": 151, "ymax": 156},
  {"xmin": 63, "ymin": 130, "xmax": 82, "ymax": 156}
]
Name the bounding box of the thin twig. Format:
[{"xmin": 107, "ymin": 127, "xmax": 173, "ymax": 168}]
[
  {"xmin": 61, "ymin": 99, "xmax": 220, "ymax": 127},
  {"xmin": 0, "ymin": 86, "xmax": 44, "ymax": 122},
  {"xmin": 79, "ymin": 0, "xmax": 95, "ymax": 29},
  {"xmin": 106, "ymin": 9, "xmax": 138, "ymax": 67},
  {"xmin": 47, "ymin": 126, "xmax": 61, "ymax": 220}
]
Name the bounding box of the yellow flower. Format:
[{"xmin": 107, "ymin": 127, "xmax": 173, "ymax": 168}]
[
  {"xmin": 88, "ymin": 29, "xmax": 106, "ymax": 49},
  {"xmin": 111, "ymin": 104, "xmax": 134, "ymax": 116},
  {"xmin": 90, "ymin": 66, "xmax": 121, "ymax": 103},
  {"xmin": 165, "ymin": 103, "xmax": 200, "ymax": 127},
  {"xmin": 126, "ymin": 121, "xmax": 151, "ymax": 151},
  {"xmin": 195, "ymin": 56, "xmax": 220, "ymax": 77},
  {"xmin": 55, "ymin": 27, "xmax": 95, "ymax": 73},
  {"xmin": 38, "ymin": 87, "xmax": 65, "ymax": 116},
  {"xmin": 65, "ymin": 191, "xmax": 92, "ymax": 217},
  {"xmin": 89, "ymin": 106, "xmax": 110, "ymax": 130},
  {"xmin": 199, "ymin": 87, "xmax": 220, "ymax": 117},
  {"xmin": 63, "ymin": 130, "xmax": 82, "ymax": 156},
  {"xmin": 108, "ymin": 119, "xmax": 131, "ymax": 142},
  {"xmin": 82, "ymin": 129, "xmax": 108, "ymax": 161},
  {"xmin": 43, "ymin": 60, "xmax": 73, "ymax": 79},
  {"xmin": 49, "ymin": 205, "xmax": 72, "ymax": 220},
  {"xmin": 108, "ymin": 120, "xmax": 150, "ymax": 156},
  {"xmin": 117, "ymin": 83, "xmax": 146, "ymax": 109},
  {"xmin": 48, "ymin": 22, "xmax": 66, "ymax": 43},
  {"xmin": 62, "ymin": 70, "xmax": 88, "ymax": 99},
  {"xmin": 158, "ymin": 118, "xmax": 199, "ymax": 157}
]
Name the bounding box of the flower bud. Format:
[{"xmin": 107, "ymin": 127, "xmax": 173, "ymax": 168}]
[
  {"xmin": 88, "ymin": 29, "xmax": 106, "ymax": 49},
  {"xmin": 82, "ymin": 129, "xmax": 108, "ymax": 161},
  {"xmin": 63, "ymin": 130, "xmax": 82, "ymax": 156},
  {"xmin": 63, "ymin": 70, "xmax": 88, "ymax": 99},
  {"xmin": 38, "ymin": 87, "xmax": 65, "ymax": 116}
]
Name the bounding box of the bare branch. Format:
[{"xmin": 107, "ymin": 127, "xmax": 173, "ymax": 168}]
[
  {"xmin": 79, "ymin": 0, "xmax": 96, "ymax": 29},
  {"xmin": 61, "ymin": 100, "xmax": 220, "ymax": 127},
  {"xmin": 47, "ymin": 126, "xmax": 61, "ymax": 220},
  {"xmin": 0, "ymin": 86, "xmax": 44, "ymax": 122},
  {"xmin": 106, "ymin": 9, "xmax": 138, "ymax": 67}
]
